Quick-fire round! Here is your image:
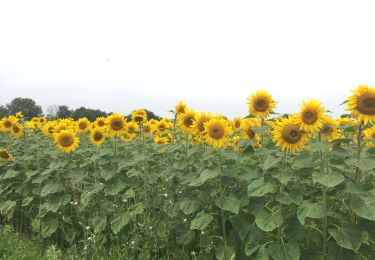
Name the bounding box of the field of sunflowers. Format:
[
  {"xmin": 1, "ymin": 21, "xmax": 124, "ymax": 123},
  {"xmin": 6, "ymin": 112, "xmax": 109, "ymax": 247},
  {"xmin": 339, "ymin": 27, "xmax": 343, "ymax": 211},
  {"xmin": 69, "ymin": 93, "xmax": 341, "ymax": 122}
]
[{"xmin": 1, "ymin": 85, "xmax": 375, "ymax": 259}]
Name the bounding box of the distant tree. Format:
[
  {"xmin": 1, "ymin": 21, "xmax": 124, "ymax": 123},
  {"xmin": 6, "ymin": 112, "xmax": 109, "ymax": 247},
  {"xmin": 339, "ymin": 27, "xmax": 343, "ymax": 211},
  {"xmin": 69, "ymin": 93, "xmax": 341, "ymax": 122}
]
[
  {"xmin": 72, "ymin": 107, "xmax": 107, "ymax": 122},
  {"xmin": 126, "ymin": 109, "xmax": 161, "ymax": 121},
  {"xmin": 6, "ymin": 98, "xmax": 43, "ymax": 119},
  {"xmin": 56, "ymin": 105, "xmax": 73, "ymax": 119},
  {"xmin": 0, "ymin": 105, "xmax": 8, "ymax": 118},
  {"xmin": 46, "ymin": 105, "xmax": 59, "ymax": 119}
]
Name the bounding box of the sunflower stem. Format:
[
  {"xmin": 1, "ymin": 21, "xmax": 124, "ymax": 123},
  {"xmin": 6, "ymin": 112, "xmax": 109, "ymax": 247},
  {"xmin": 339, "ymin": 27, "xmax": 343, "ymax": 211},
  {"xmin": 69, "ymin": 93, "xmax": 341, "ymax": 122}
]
[
  {"xmin": 355, "ymin": 122, "xmax": 363, "ymax": 183},
  {"xmin": 319, "ymin": 133, "xmax": 328, "ymax": 259},
  {"xmin": 278, "ymin": 151, "xmax": 287, "ymax": 242},
  {"xmin": 218, "ymin": 148, "xmax": 227, "ymax": 245}
]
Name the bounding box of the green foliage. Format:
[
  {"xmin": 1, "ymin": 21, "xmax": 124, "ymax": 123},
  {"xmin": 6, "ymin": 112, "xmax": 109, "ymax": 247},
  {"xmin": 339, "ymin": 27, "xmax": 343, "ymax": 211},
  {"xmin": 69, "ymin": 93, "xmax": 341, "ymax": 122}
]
[{"xmin": 6, "ymin": 97, "xmax": 43, "ymax": 119}]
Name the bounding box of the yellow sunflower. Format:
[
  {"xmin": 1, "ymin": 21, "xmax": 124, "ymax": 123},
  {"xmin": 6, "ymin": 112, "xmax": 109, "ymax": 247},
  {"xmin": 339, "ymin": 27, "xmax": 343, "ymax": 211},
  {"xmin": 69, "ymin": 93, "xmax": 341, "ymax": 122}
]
[
  {"xmin": 15, "ymin": 112, "xmax": 24, "ymax": 119},
  {"xmin": 126, "ymin": 121, "xmax": 140, "ymax": 135},
  {"xmin": 39, "ymin": 117, "xmax": 47, "ymax": 125},
  {"xmin": 120, "ymin": 132, "xmax": 137, "ymax": 142},
  {"xmin": 11, "ymin": 123, "xmax": 24, "ymax": 139},
  {"xmin": 76, "ymin": 117, "xmax": 91, "ymax": 133},
  {"xmin": 154, "ymin": 135, "xmax": 170, "ymax": 145},
  {"xmin": 107, "ymin": 113, "xmax": 126, "ymax": 135},
  {"xmin": 54, "ymin": 130, "xmax": 79, "ymax": 153},
  {"xmin": 0, "ymin": 149, "xmax": 13, "ymax": 161},
  {"xmin": 204, "ymin": 117, "xmax": 233, "ymax": 148},
  {"xmin": 232, "ymin": 117, "xmax": 243, "ymax": 130},
  {"xmin": 0, "ymin": 117, "xmax": 15, "ymax": 132},
  {"xmin": 94, "ymin": 117, "xmax": 107, "ymax": 128},
  {"xmin": 347, "ymin": 84, "xmax": 375, "ymax": 125},
  {"xmin": 42, "ymin": 122, "xmax": 56, "ymax": 137},
  {"xmin": 321, "ymin": 117, "xmax": 342, "ymax": 142},
  {"xmin": 155, "ymin": 119, "xmax": 172, "ymax": 135},
  {"xmin": 192, "ymin": 112, "xmax": 213, "ymax": 136},
  {"xmin": 273, "ymin": 116, "xmax": 309, "ymax": 154},
  {"xmin": 90, "ymin": 129, "xmax": 106, "ymax": 146},
  {"xmin": 131, "ymin": 109, "xmax": 147, "ymax": 123},
  {"xmin": 363, "ymin": 126, "xmax": 375, "ymax": 147},
  {"xmin": 231, "ymin": 135, "xmax": 241, "ymax": 150},
  {"xmin": 297, "ymin": 99, "xmax": 326, "ymax": 133},
  {"xmin": 178, "ymin": 109, "xmax": 197, "ymax": 134},
  {"xmin": 175, "ymin": 101, "xmax": 188, "ymax": 115},
  {"xmin": 240, "ymin": 118, "xmax": 261, "ymax": 141},
  {"xmin": 247, "ymin": 90, "xmax": 276, "ymax": 119}
]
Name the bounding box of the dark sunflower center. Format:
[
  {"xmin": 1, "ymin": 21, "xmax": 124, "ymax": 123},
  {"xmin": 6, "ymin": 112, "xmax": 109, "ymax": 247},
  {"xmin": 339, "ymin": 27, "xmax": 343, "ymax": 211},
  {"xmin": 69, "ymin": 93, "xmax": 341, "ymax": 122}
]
[
  {"xmin": 144, "ymin": 125, "xmax": 150, "ymax": 133},
  {"xmin": 4, "ymin": 121, "xmax": 12, "ymax": 128},
  {"xmin": 247, "ymin": 128, "xmax": 255, "ymax": 139},
  {"xmin": 98, "ymin": 120, "xmax": 105, "ymax": 126},
  {"xmin": 94, "ymin": 132, "xmax": 103, "ymax": 141},
  {"xmin": 209, "ymin": 126, "xmax": 225, "ymax": 140},
  {"xmin": 321, "ymin": 126, "xmax": 333, "ymax": 134},
  {"xmin": 183, "ymin": 116, "xmax": 194, "ymax": 128},
  {"xmin": 128, "ymin": 126, "xmax": 135, "ymax": 133},
  {"xmin": 48, "ymin": 127, "xmax": 54, "ymax": 134},
  {"xmin": 12, "ymin": 125, "xmax": 20, "ymax": 133},
  {"xmin": 198, "ymin": 119, "xmax": 207, "ymax": 132},
  {"xmin": 158, "ymin": 123, "xmax": 166, "ymax": 131},
  {"xmin": 59, "ymin": 134, "xmax": 74, "ymax": 147},
  {"xmin": 134, "ymin": 116, "xmax": 144, "ymax": 123},
  {"xmin": 302, "ymin": 111, "xmax": 318, "ymax": 124},
  {"xmin": 254, "ymin": 99, "xmax": 268, "ymax": 112},
  {"xmin": 111, "ymin": 119, "xmax": 123, "ymax": 131},
  {"xmin": 40, "ymin": 119, "xmax": 45, "ymax": 123},
  {"xmin": 79, "ymin": 122, "xmax": 87, "ymax": 129},
  {"xmin": 0, "ymin": 151, "xmax": 10, "ymax": 159},
  {"xmin": 177, "ymin": 107, "xmax": 185, "ymax": 114},
  {"xmin": 282, "ymin": 124, "xmax": 302, "ymax": 144},
  {"xmin": 357, "ymin": 93, "xmax": 375, "ymax": 115},
  {"xmin": 235, "ymin": 120, "xmax": 241, "ymax": 128}
]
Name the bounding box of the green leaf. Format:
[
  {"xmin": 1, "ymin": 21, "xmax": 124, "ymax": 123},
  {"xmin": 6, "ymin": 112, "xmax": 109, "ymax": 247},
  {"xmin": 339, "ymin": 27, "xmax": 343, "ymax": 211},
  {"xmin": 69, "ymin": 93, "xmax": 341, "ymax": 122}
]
[
  {"xmin": 329, "ymin": 224, "xmax": 368, "ymax": 251},
  {"xmin": 122, "ymin": 188, "xmax": 136, "ymax": 199},
  {"xmin": 297, "ymin": 201, "xmax": 327, "ymax": 225},
  {"xmin": 179, "ymin": 198, "xmax": 200, "ymax": 215},
  {"xmin": 254, "ymin": 246, "xmax": 269, "ymax": 260},
  {"xmin": 189, "ymin": 169, "xmax": 220, "ymax": 187},
  {"xmin": 215, "ymin": 246, "xmax": 235, "ymax": 260},
  {"xmin": 22, "ymin": 197, "xmax": 33, "ymax": 206},
  {"xmin": 111, "ymin": 212, "xmax": 130, "ymax": 234},
  {"xmin": 176, "ymin": 228, "xmax": 195, "ymax": 245},
  {"xmin": 255, "ymin": 208, "xmax": 283, "ymax": 232},
  {"xmin": 93, "ymin": 216, "xmax": 107, "ymax": 233},
  {"xmin": 276, "ymin": 190, "xmax": 303, "ymax": 205},
  {"xmin": 2, "ymin": 169, "xmax": 19, "ymax": 179},
  {"xmin": 41, "ymin": 217, "xmax": 59, "ymax": 238},
  {"xmin": 0, "ymin": 200, "xmax": 17, "ymax": 218},
  {"xmin": 40, "ymin": 181, "xmax": 64, "ymax": 197},
  {"xmin": 269, "ymin": 240, "xmax": 300, "ymax": 260},
  {"xmin": 312, "ymin": 171, "xmax": 345, "ymax": 188},
  {"xmin": 247, "ymin": 177, "xmax": 276, "ymax": 197},
  {"xmin": 347, "ymin": 158, "xmax": 375, "ymax": 171},
  {"xmin": 190, "ymin": 211, "xmax": 213, "ymax": 230},
  {"xmin": 263, "ymin": 155, "xmax": 281, "ymax": 170},
  {"xmin": 214, "ymin": 193, "xmax": 240, "ymax": 214},
  {"xmin": 352, "ymin": 197, "xmax": 375, "ymax": 221}
]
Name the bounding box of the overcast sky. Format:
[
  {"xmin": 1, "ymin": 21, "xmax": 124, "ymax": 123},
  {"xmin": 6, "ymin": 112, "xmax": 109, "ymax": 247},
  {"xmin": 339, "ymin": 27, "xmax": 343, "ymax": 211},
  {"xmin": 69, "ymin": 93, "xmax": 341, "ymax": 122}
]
[{"xmin": 1, "ymin": 0, "xmax": 375, "ymax": 118}]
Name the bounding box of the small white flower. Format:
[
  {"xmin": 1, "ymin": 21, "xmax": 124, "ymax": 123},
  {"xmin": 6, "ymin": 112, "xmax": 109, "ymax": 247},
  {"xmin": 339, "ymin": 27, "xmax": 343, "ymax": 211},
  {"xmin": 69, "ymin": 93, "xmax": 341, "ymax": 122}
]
[
  {"xmin": 88, "ymin": 237, "xmax": 92, "ymax": 241},
  {"xmin": 131, "ymin": 241, "xmax": 135, "ymax": 245},
  {"xmin": 149, "ymin": 226, "xmax": 153, "ymax": 230},
  {"xmin": 163, "ymin": 193, "xmax": 168, "ymax": 197},
  {"xmin": 74, "ymin": 202, "xmax": 78, "ymax": 206},
  {"xmin": 100, "ymin": 182, "xmax": 103, "ymax": 185},
  {"xmin": 123, "ymin": 199, "xmax": 128, "ymax": 203},
  {"xmin": 183, "ymin": 218, "xmax": 187, "ymax": 223},
  {"xmin": 86, "ymin": 226, "xmax": 90, "ymax": 230},
  {"xmin": 201, "ymin": 231, "xmax": 205, "ymax": 234}
]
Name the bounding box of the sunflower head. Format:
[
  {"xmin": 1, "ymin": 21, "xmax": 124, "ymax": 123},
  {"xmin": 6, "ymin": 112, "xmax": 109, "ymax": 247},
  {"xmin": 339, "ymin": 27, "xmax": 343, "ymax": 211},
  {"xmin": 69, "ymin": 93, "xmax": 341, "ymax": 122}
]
[
  {"xmin": 126, "ymin": 121, "xmax": 140, "ymax": 135},
  {"xmin": 233, "ymin": 117, "xmax": 243, "ymax": 130},
  {"xmin": 107, "ymin": 114, "xmax": 126, "ymax": 135},
  {"xmin": 320, "ymin": 117, "xmax": 341, "ymax": 141},
  {"xmin": 42, "ymin": 122, "xmax": 56, "ymax": 137},
  {"xmin": 273, "ymin": 115, "xmax": 309, "ymax": 154},
  {"xmin": 94, "ymin": 117, "xmax": 107, "ymax": 128},
  {"xmin": 192, "ymin": 112, "xmax": 213, "ymax": 135},
  {"xmin": 120, "ymin": 132, "xmax": 137, "ymax": 142},
  {"xmin": 131, "ymin": 109, "xmax": 147, "ymax": 123},
  {"xmin": 175, "ymin": 101, "xmax": 188, "ymax": 115},
  {"xmin": 15, "ymin": 112, "xmax": 24, "ymax": 119},
  {"xmin": 0, "ymin": 149, "xmax": 13, "ymax": 161},
  {"xmin": 178, "ymin": 109, "xmax": 197, "ymax": 134},
  {"xmin": 154, "ymin": 135, "xmax": 170, "ymax": 145},
  {"xmin": 240, "ymin": 118, "xmax": 261, "ymax": 141},
  {"xmin": 0, "ymin": 117, "xmax": 15, "ymax": 132},
  {"xmin": 90, "ymin": 129, "xmax": 106, "ymax": 146},
  {"xmin": 155, "ymin": 119, "xmax": 172, "ymax": 135},
  {"xmin": 297, "ymin": 99, "xmax": 326, "ymax": 133},
  {"xmin": 11, "ymin": 123, "xmax": 24, "ymax": 139},
  {"xmin": 247, "ymin": 90, "xmax": 276, "ymax": 119},
  {"xmin": 363, "ymin": 126, "xmax": 375, "ymax": 147},
  {"xmin": 347, "ymin": 85, "xmax": 375, "ymax": 125},
  {"xmin": 54, "ymin": 130, "xmax": 79, "ymax": 153},
  {"xmin": 76, "ymin": 117, "xmax": 91, "ymax": 133},
  {"xmin": 204, "ymin": 117, "xmax": 233, "ymax": 148}
]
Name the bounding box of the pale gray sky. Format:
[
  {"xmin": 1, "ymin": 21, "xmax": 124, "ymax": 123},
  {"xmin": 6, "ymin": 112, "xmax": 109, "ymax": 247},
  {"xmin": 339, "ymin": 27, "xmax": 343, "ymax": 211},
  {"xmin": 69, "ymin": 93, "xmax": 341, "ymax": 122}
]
[{"xmin": 1, "ymin": 0, "xmax": 375, "ymax": 118}]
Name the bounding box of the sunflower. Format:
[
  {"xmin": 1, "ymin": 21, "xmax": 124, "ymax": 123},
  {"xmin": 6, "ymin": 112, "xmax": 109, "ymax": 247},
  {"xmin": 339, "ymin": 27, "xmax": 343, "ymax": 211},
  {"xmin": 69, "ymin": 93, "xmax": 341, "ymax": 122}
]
[
  {"xmin": 76, "ymin": 117, "xmax": 91, "ymax": 133},
  {"xmin": 54, "ymin": 130, "xmax": 79, "ymax": 153},
  {"xmin": 0, "ymin": 117, "xmax": 15, "ymax": 132},
  {"xmin": 15, "ymin": 112, "xmax": 24, "ymax": 119},
  {"xmin": 39, "ymin": 117, "xmax": 47, "ymax": 125},
  {"xmin": 126, "ymin": 121, "xmax": 140, "ymax": 134},
  {"xmin": 143, "ymin": 122, "xmax": 152, "ymax": 135},
  {"xmin": 90, "ymin": 129, "xmax": 106, "ymax": 146},
  {"xmin": 107, "ymin": 113, "xmax": 126, "ymax": 135},
  {"xmin": 0, "ymin": 149, "xmax": 13, "ymax": 161},
  {"xmin": 120, "ymin": 132, "xmax": 137, "ymax": 142},
  {"xmin": 11, "ymin": 123, "xmax": 24, "ymax": 139},
  {"xmin": 231, "ymin": 135, "xmax": 241, "ymax": 150},
  {"xmin": 240, "ymin": 118, "xmax": 261, "ymax": 141},
  {"xmin": 155, "ymin": 119, "xmax": 172, "ymax": 135},
  {"xmin": 347, "ymin": 85, "xmax": 375, "ymax": 125},
  {"xmin": 154, "ymin": 135, "xmax": 170, "ymax": 145},
  {"xmin": 42, "ymin": 122, "xmax": 56, "ymax": 137},
  {"xmin": 204, "ymin": 117, "xmax": 233, "ymax": 148},
  {"xmin": 297, "ymin": 99, "xmax": 326, "ymax": 133},
  {"xmin": 94, "ymin": 117, "xmax": 107, "ymax": 128},
  {"xmin": 131, "ymin": 109, "xmax": 147, "ymax": 123},
  {"xmin": 175, "ymin": 101, "xmax": 187, "ymax": 115},
  {"xmin": 178, "ymin": 110, "xmax": 197, "ymax": 134},
  {"xmin": 273, "ymin": 116, "xmax": 309, "ymax": 154},
  {"xmin": 321, "ymin": 117, "xmax": 342, "ymax": 142},
  {"xmin": 232, "ymin": 117, "xmax": 243, "ymax": 130},
  {"xmin": 247, "ymin": 90, "xmax": 276, "ymax": 119},
  {"xmin": 192, "ymin": 112, "xmax": 213, "ymax": 136}
]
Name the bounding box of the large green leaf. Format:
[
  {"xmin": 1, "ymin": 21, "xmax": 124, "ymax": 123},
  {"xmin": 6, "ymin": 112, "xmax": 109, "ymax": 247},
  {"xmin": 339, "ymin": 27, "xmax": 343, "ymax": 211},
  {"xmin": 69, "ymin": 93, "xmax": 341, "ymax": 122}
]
[
  {"xmin": 179, "ymin": 197, "xmax": 200, "ymax": 215},
  {"xmin": 255, "ymin": 208, "xmax": 283, "ymax": 232},
  {"xmin": 111, "ymin": 212, "xmax": 130, "ymax": 234},
  {"xmin": 297, "ymin": 201, "xmax": 327, "ymax": 225},
  {"xmin": 41, "ymin": 217, "xmax": 59, "ymax": 238},
  {"xmin": 329, "ymin": 224, "xmax": 368, "ymax": 251},
  {"xmin": 269, "ymin": 240, "xmax": 300, "ymax": 260},
  {"xmin": 215, "ymin": 246, "xmax": 235, "ymax": 260},
  {"xmin": 190, "ymin": 211, "xmax": 213, "ymax": 230},
  {"xmin": 263, "ymin": 155, "xmax": 281, "ymax": 170},
  {"xmin": 40, "ymin": 181, "xmax": 64, "ymax": 197},
  {"xmin": 347, "ymin": 158, "xmax": 375, "ymax": 171},
  {"xmin": 276, "ymin": 190, "xmax": 303, "ymax": 205},
  {"xmin": 247, "ymin": 177, "xmax": 276, "ymax": 197},
  {"xmin": 93, "ymin": 216, "xmax": 107, "ymax": 233},
  {"xmin": 0, "ymin": 200, "xmax": 17, "ymax": 218},
  {"xmin": 312, "ymin": 171, "xmax": 345, "ymax": 188},
  {"xmin": 189, "ymin": 169, "xmax": 220, "ymax": 187},
  {"xmin": 214, "ymin": 193, "xmax": 240, "ymax": 214},
  {"xmin": 352, "ymin": 197, "xmax": 375, "ymax": 221}
]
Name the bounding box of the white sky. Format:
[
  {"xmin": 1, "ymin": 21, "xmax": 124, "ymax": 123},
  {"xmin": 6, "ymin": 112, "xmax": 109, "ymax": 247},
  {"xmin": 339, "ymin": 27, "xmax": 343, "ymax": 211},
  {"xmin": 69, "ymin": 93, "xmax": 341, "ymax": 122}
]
[{"xmin": 1, "ymin": 0, "xmax": 375, "ymax": 118}]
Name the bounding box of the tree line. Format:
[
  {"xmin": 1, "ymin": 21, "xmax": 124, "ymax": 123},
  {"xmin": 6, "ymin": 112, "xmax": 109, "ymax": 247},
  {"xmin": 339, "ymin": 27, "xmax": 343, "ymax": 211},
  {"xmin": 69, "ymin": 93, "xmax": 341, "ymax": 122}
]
[{"xmin": 0, "ymin": 97, "xmax": 161, "ymax": 121}]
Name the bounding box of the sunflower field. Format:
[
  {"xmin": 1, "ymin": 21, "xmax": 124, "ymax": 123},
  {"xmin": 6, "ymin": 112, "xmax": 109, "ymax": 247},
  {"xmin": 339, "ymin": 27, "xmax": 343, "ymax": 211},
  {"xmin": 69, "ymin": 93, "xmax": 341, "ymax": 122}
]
[{"xmin": 1, "ymin": 85, "xmax": 375, "ymax": 259}]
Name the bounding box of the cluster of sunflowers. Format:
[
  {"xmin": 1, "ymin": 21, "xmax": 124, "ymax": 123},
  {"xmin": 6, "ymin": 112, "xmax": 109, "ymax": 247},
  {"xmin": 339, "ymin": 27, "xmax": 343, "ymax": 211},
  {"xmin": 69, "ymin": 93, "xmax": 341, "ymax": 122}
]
[{"xmin": 1, "ymin": 85, "xmax": 375, "ymax": 158}]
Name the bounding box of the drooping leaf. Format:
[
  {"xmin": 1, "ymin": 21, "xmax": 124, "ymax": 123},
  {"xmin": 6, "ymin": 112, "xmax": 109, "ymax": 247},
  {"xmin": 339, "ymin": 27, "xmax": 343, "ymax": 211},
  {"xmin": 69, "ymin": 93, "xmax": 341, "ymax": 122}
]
[
  {"xmin": 269, "ymin": 240, "xmax": 300, "ymax": 260},
  {"xmin": 297, "ymin": 201, "xmax": 327, "ymax": 225},
  {"xmin": 215, "ymin": 246, "xmax": 236, "ymax": 260},
  {"xmin": 111, "ymin": 212, "xmax": 130, "ymax": 234},
  {"xmin": 351, "ymin": 197, "xmax": 375, "ymax": 221},
  {"xmin": 329, "ymin": 224, "xmax": 368, "ymax": 251},
  {"xmin": 190, "ymin": 211, "xmax": 213, "ymax": 230},
  {"xmin": 214, "ymin": 193, "xmax": 240, "ymax": 214},
  {"xmin": 312, "ymin": 171, "xmax": 345, "ymax": 188},
  {"xmin": 179, "ymin": 197, "xmax": 200, "ymax": 215},
  {"xmin": 247, "ymin": 177, "xmax": 276, "ymax": 197},
  {"xmin": 255, "ymin": 208, "xmax": 283, "ymax": 232}
]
